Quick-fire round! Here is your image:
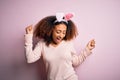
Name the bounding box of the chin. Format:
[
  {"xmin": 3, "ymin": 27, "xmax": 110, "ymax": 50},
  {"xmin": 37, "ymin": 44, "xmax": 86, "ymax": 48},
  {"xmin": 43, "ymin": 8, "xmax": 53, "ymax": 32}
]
[
  {"xmin": 54, "ymin": 40, "xmax": 61, "ymax": 45},
  {"xmin": 55, "ymin": 42, "xmax": 60, "ymax": 45}
]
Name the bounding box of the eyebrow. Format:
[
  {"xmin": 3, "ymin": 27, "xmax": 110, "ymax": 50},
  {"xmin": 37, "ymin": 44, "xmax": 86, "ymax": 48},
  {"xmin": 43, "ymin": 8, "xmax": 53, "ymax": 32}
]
[{"xmin": 56, "ymin": 30, "xmax": 66, "ymax": 32}]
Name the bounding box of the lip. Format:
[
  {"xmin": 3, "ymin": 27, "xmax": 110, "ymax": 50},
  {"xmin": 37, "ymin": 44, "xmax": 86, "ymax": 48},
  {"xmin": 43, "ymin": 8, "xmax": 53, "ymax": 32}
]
[{"xmin": 56, "ymin": 37, "xmax": 62, "ymax": 43}]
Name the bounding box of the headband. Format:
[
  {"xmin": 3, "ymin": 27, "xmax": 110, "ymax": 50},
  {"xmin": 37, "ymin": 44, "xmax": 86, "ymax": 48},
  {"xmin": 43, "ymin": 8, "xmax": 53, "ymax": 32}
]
[{"xmin": 54, "ymin": 12, "xmax": 74, "ymax": 24}]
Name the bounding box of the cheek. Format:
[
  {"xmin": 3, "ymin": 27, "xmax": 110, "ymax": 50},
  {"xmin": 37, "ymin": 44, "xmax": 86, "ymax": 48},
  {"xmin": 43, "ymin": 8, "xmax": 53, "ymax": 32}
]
[
  {"xmin": 62, "ymin": 35, "xmax": 65, "ymax": 38},
  {"xmin": 62, "ymin": 33, "xmax": 66, "ymax": 38},
  {"xmin": 52, "ymin": 32, "xmax": 57, "ymax": 39}
]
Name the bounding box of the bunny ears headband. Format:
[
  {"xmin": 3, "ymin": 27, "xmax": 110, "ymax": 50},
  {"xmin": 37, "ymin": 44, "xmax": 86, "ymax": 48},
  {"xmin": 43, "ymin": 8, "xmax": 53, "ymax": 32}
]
[{"xmin": 54, "ymin": 12, "xmax": 74, "ymax": 24}]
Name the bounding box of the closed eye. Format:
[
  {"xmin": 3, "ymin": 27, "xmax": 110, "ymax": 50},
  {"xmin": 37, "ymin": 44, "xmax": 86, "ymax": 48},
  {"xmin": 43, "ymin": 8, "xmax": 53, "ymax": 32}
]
[
  {"xmin": 56, "ymin": 30, "xmax": 61, "ymax": 34},
  {"xmin": 63, "ymin": 31, "xmax": 66, "ymax": 34}
]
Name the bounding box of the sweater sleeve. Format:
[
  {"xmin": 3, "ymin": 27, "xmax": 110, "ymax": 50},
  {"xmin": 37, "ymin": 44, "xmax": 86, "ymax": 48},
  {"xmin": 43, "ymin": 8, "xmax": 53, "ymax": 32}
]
[
  {"xmin": 24, "ymin": 34, "xmax": 42, "ymax": 63},
  {"xmin": 71, "ymin": 42, "xmax": 92, "ymax": 67}
]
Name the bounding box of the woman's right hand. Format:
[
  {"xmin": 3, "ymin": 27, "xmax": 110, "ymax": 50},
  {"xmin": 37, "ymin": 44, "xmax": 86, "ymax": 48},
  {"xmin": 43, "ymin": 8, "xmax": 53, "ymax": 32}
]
[{"xmin": 25, "ymin": 25, "xmax": 33, "ymax": 34}]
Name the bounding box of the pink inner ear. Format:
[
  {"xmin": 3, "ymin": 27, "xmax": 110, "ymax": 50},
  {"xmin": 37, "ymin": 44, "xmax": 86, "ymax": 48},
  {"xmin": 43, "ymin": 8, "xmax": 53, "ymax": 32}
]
[{"xmin": 65, "ymin": 13, "xmax": 73, "ymax": 21}]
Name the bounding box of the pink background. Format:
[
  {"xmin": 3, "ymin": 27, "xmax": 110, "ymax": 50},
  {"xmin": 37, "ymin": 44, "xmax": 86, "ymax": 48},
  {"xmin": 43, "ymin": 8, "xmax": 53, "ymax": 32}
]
[{"xmin": 0, "ymin": 0, "xmax": 120, "ymax": 80}]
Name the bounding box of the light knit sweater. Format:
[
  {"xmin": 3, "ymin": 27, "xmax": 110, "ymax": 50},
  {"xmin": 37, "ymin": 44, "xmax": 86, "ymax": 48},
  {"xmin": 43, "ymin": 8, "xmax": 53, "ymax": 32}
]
[{"xmin": 25, "ymin": 34, "xmax": 92, "ymax": 80}]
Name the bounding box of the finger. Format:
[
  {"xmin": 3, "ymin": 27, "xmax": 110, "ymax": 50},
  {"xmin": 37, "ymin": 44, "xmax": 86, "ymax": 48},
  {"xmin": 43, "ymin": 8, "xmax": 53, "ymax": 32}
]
[
  {"xmin": 25, "ymin": 25, "xmax": 33, "ymax": 34},
  {"xmin": 89, "ymin": 40, "xmax": 95, "ymax": 47},
  {"xmin": 28, "ymin": 25, "xmax": 33, "ymax": 30},
  {"xmin": 91, "ymin": 41, "xmax": 95, "ymax": 48},
  {"xmin": 91, "ymin": 39, "xmax": 95, "ymax": 44},
  {"xmin": 29, "ymin": 25, "xmax": 33, "ymax": 29}
]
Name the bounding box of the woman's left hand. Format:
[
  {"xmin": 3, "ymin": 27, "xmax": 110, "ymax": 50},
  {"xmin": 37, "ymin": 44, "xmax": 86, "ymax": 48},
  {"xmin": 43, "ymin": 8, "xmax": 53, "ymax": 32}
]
[{"xmin": 86, "ymin": 39, "xmax": 96, "ymax": 51}]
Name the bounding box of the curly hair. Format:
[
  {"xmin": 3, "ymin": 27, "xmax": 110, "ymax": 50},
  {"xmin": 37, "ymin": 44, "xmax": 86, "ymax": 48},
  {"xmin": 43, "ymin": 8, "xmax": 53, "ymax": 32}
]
[{"xmin": 34, "ymin": 15, "xmax": 78, "ymax": 46}]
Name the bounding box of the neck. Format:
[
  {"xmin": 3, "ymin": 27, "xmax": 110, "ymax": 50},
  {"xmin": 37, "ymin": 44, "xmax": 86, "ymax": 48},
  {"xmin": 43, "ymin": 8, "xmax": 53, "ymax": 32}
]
[{"xmin": 50, "ymin": 41, "xmax": 61, "ymax": 47}]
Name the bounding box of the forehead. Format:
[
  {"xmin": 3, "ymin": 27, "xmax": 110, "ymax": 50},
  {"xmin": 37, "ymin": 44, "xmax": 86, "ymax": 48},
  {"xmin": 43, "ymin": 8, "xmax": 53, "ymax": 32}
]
[{"xmin": 54, "ymin": 24, "xmax": 67, "ymax": 30}]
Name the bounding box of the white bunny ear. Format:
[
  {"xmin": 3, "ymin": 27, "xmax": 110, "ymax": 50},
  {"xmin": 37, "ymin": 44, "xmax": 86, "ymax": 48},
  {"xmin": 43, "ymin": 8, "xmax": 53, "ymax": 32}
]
[{"xmin": 56, "ymin": 13, "xmax": 65, "ymax": 22}]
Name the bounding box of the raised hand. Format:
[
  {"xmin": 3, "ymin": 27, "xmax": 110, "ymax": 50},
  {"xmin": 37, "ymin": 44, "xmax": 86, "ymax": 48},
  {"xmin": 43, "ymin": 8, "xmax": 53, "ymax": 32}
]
[
  {"xmin": 25, "ymin": 25, "xmax": 33, "ymax": 34},
  {"xmin": 86, "ymin": 39, "xmax": 96, "ymax": 51}
]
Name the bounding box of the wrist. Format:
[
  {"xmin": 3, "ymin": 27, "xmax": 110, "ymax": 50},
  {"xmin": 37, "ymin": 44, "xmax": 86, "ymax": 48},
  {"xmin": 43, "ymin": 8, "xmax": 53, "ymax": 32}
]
[{"xmin": 85, "ymin": 46, "xmax": 92, "ymax": 55}]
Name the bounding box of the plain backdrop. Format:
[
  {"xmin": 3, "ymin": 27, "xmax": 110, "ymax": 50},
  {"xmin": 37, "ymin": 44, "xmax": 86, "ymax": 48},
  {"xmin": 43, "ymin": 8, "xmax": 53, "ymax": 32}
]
[{"xmin": 0, "ymin": 0, "xmax": 120, "ymax": 80}]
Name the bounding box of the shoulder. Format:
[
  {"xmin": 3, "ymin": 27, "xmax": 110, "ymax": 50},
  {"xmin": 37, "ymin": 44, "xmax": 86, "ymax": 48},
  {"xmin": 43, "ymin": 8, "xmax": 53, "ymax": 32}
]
[
  {"xmin": 66, "ymin": 40, "xmax": 74, "ymax": 45},
  {"xmin": 38, "ymin": 39, "xmax": 46, "ymax": 43},
  {"xmin": 63, "ymin": 40, "xmax": 74, "ymax": 47},
  {"xmin": 36, "ymin": 39, "xmax": 46, "ymax": 46}
]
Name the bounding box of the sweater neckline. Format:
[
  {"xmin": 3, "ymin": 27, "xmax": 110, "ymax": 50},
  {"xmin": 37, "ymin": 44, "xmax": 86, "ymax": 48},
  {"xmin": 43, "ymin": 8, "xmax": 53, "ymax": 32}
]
[{"xmin": 49, "ymin": 41, "xmax": 65, "ymax": 48}]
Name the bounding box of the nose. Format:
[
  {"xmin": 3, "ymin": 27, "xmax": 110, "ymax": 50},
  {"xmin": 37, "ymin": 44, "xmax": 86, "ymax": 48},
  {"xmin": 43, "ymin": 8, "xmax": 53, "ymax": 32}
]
[{"xmin": 59, "ymin": 33, "xmax": 65, "ymax": 38}]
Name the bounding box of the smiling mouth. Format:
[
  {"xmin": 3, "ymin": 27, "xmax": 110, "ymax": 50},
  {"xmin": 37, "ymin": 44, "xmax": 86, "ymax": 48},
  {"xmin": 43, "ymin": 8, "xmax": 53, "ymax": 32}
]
[
  {"xmin": 52, "ymin": 38, "xmax": 62, "ymax": 45},
  {"xmin": 56, "ymin": 37, "xmax": 62, "ymax": 41}
]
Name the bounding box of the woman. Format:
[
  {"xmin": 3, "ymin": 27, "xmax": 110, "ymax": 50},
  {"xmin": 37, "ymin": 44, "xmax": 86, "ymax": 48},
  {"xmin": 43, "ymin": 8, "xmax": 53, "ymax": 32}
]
[{"xmin": 24, "ymin": 13, "xmax": 95, "ymax": 80}]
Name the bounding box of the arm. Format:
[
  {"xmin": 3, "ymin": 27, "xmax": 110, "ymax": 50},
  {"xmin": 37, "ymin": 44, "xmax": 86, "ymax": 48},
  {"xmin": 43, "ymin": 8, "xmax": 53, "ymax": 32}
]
[
  {"xmin": 24, "ymin": 25, "xmax": 42, "ymax": 63},
  {"xmin": 72, "ymin": 39, "xmax": 95, "ymax": 67}
]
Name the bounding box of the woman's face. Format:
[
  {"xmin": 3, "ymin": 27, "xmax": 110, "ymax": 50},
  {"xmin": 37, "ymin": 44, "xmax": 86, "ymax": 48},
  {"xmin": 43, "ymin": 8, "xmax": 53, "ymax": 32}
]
[{"xmin": 52, "ymin": 24, "xmax": 67, "ymax": 45}]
